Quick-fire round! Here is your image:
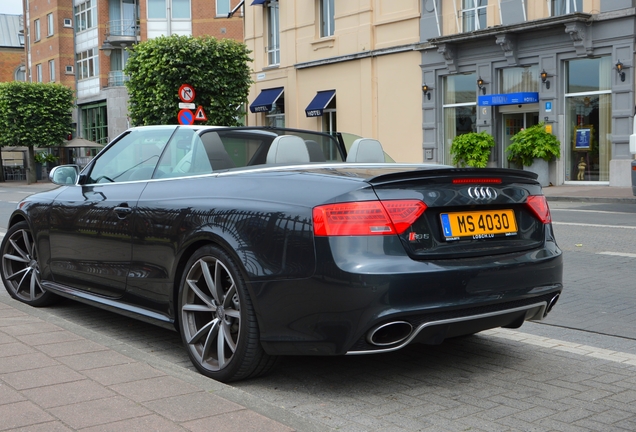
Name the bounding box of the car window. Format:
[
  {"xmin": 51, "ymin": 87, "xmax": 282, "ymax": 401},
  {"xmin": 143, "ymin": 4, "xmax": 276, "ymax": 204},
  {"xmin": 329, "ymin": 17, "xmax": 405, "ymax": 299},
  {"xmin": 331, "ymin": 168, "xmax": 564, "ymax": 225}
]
[
  {"xmin": 87, "ymin": 127, "xmax": 175, "ymax": 183},
  {"xmin": 155, "ymin": 128, "xmax": 213, "ymax": 178}
]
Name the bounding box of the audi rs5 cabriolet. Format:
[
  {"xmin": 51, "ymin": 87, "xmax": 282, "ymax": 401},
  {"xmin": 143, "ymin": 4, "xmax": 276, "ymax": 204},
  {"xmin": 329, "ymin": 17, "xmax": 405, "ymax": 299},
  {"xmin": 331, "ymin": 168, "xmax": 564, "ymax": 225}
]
[{"xmin": 1, "ymin": 125, "xmax": 563, "ymax": 382}]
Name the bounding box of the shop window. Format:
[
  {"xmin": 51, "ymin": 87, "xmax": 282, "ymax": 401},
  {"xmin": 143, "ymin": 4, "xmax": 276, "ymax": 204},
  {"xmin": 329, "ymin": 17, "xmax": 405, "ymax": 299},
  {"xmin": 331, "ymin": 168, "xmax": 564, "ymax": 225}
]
[
  {"xmin": 565, "ymin": 57, "xmax": 611, "ymax": 182},
  {"xmin": 266, "ymin": 97, "xmax": 285, "ymax": 128},
  {"xmin": 267, "ymin": 0, "xmax": 280, "ymax": 65},
  {"xmin": 551, "ymin": 0, "xmax": 582, "ymax": 16},
  {"xmin": 320, "ymin": 0, "xmax": 335, "ymax": 38},
  {"xmin": 461, "ymin": 0, "xmax": 487, "ymax": 32},
  {"xmin": 443, "ymin": 73, "xmax": 477, "ymax": 165},
  {"xmin": 81, "ymin": 102, "xmax": 109, "ymax": 145}
]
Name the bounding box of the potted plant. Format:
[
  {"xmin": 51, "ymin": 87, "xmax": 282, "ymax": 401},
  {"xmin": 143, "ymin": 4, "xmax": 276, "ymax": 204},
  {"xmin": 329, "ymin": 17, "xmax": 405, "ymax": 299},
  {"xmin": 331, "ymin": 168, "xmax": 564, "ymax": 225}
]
[
  {"xmin": 449, "ymin": 131, "xmax": 495, "ymax": 168},
  {"xmin": 34, "ymin": 152, "xmax": 59, "ymax": 181},
  {"xmin": 506, "ymin": 122, "xmax": 561, "ymax": 186}
]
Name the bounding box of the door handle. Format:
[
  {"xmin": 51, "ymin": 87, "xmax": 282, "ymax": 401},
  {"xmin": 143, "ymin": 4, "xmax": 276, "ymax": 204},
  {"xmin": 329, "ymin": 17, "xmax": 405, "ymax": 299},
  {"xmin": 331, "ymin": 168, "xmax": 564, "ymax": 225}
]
[{"xmin": 114, "ymin": 206, "xmax": 133, "ymax": 219}]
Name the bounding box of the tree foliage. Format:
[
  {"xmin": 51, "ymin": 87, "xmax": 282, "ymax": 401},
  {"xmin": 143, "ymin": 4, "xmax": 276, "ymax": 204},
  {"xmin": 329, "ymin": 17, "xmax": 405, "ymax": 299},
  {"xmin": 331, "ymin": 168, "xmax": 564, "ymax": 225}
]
[
  {"xmin": 0, "ymin": 82, "xmax": 74, "ymax": 183},
  {"xmin": 0, "ymin": 82, "xmax": 74, "ymax": 148},
  {"xmin": 124, "ymin": 35, "xmax": 252, "ymax": 126}
]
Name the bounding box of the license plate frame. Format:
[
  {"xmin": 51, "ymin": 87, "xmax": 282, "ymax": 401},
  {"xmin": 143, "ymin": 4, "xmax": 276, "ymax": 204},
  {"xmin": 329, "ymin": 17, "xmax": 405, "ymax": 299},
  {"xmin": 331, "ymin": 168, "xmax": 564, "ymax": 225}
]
[{"xmin": 440, "ymin": 209, "xmax": 518, "ymax": 240}]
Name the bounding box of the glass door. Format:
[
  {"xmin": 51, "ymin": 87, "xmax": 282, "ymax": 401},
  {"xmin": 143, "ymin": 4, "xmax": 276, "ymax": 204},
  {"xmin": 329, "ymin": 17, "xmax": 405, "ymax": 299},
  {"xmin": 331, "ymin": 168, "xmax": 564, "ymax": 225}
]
[{"xmin": 502, "ymin": 112, "xmax": 538, "ymax": 168}]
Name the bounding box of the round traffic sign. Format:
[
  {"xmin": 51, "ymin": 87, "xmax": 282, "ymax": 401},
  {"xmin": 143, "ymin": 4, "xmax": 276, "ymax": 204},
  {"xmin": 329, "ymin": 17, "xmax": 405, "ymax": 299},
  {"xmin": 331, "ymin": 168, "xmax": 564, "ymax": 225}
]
[
  {"xmin": 178, "ymin": 109, "xmax": 194, "ymax": 125},
  {"xmin": 179, "ymin": 84, "xmax": 196, "ymax": 103}
]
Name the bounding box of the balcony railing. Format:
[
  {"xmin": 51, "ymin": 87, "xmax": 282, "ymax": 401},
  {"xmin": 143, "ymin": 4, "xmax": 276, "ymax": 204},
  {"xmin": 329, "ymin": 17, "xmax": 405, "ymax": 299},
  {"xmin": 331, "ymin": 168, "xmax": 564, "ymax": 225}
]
[
  {"xmin": 108, "ymin": 71, "xmax": 129, "ymax": 87},
  {"xmin": 107, "ymin": 19, "xmax": 138, "ymax": 37}
]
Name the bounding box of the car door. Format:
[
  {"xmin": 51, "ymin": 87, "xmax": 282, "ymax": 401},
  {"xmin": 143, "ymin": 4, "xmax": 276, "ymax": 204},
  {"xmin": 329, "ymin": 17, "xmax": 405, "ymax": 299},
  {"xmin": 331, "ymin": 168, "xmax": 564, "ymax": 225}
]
[{"xmin": 48, "ymin": 126, "xmax": 177, "ymax": 297}]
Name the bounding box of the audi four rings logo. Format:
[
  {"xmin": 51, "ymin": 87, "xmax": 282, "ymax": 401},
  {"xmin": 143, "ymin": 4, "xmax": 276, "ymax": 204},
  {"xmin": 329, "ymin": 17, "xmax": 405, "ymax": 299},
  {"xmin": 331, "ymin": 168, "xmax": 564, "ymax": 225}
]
[{"xmin": 467, "ymin": 186, "xmax": 498, "ymax": 200}]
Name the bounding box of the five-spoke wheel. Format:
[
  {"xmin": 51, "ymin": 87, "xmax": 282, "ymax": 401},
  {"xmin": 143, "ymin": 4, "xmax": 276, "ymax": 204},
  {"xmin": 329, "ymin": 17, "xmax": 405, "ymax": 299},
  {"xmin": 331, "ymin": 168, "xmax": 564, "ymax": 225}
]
[
  {"xmin": 178, "ymin": 245, "xmax": 276, "ymax": 382},
  {"xmin": 1, "ymin": 221, "xmax": 57, "ymax": 306}
]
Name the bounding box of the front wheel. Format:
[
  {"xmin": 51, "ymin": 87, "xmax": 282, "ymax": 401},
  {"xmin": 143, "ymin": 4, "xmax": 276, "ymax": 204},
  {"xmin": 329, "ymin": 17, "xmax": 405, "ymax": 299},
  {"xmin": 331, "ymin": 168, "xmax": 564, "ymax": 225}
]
[
  {"xmin": 1, "ymin": 221, "xmax": 58, "ymax": 306},
  {"xmin": 178, "ymin": 245, "xmax": 277, "ymax": 382}
]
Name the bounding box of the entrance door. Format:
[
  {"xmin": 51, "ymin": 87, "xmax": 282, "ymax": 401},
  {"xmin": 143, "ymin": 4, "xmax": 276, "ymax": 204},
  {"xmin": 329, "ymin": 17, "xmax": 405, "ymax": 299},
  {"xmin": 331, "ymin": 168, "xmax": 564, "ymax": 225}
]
[{"xmin": 502, "ymin": 112, "xmax": 539, "ymax": 168}]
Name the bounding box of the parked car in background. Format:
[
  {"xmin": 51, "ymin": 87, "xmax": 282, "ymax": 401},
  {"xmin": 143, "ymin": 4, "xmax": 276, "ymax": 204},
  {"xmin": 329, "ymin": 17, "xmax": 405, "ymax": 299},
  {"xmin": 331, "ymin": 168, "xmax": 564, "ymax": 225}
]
[{"xmin": 1, "ymin": 125, "xmax": 563, "ymax": 382}]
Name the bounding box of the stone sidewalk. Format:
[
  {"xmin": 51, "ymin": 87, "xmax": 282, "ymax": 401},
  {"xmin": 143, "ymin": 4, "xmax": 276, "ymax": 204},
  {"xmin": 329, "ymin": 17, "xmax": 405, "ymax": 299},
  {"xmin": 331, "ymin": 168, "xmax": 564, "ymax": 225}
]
[{"xmin": 0, "ymin": 291, "xmax": 324, "ymax": 432}]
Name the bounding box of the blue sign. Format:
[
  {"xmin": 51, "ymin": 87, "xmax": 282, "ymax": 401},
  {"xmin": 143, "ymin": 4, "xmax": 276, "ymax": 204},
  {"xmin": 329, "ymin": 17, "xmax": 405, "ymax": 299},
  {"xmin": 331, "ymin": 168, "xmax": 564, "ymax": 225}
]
[
  {"xmin": 478, "ymin": 92, "xmax": 539, "ymax": 106},
  {"xmin": 575, "ymin": 128, "xmax": 591, "ymax": 150},
  {"xmin": 545, "ymin": 101, "xmax": 552, "ymax": 112},
  {"xmin": 178, "ymin": 109, "xmax": 194, "ymax": 125}
]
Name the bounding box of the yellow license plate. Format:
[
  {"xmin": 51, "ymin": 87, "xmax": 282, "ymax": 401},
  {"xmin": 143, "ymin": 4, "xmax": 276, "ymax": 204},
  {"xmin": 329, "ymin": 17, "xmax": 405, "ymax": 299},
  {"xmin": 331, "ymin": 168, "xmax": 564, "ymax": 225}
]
[{"xmin": 440, "ymin": 209, "xmax": 518, "ymax": 239}]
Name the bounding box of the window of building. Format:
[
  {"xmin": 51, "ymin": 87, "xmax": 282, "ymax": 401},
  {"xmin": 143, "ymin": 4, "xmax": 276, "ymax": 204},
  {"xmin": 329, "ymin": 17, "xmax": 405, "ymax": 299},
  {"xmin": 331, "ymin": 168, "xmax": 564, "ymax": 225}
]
[
  {"xmin": 81, "ymin": 102, "xmax": 109, "ymax": 145},
  {"xmin": 320, "ymin": 0, "xmax": 335, "ymax": 38},
  {"xmin": 47, "ymin": 13, "xmax": 54, "ymax": 36},
  {"xmin": 266, "ymin": 96, "xmax": 285, "ymax": 127},
  {"xmin": 551, "ymin": 0, "xmax": 582, "ymax": 16},
  {"xmin": 49, "ymin": 59, "xmax": 55, "ymax": 82},
  {"xmin": 34, "ymin": 19, "xmax": 40, "ymax": 41},
  {"xmin": 76, "ymin": 48, "xmax": 99, "ymax": 80},
  {"xmin": 75, "ymin": 0, "xmax": 96, "ymax": 32},
  {"xmin": 267, "ymin": 0, "xmax": 280, "ymax": 66},
  {"xmin": 216, "ymin": 0, "xmax": 230, "ymax": 17},
  {"xmin": 172, "ymin": 0, "xmax": 191, "ymax": 19},
  {"xmin": 461, "ymin": 0, "xmax": 487, "ymax": 32},
  {"xmin": 14, "ymin": 66, "xmax": 26, "ymax": 81},
  {"xmin": 36, "ymin": 64, "xmax": 42, "ymax": 82},
  {"xmin": 148, "ymin": 0, "xmax": 167, "ymax": 18},
  {"xmin": 565, "ymin": 57, "xmax": 611, "ymax": 182},
  {"xmin": 443, "ymin": 73, "xmax": 477, "ymax": 164},
  {"xmin": 498, "ymin": 65, "xmax": 539, "ymax": 93}
]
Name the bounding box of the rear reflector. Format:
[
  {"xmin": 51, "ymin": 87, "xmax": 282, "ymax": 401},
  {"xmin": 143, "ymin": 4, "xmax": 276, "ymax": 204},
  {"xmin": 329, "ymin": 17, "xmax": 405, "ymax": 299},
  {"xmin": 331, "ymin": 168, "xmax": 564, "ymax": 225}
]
[
  {"xmin": 313, "ymin": 200, "xmax": 427, "ymax": 236},
  {"xmin": 526, "ymin": 195, "xmax": 552, "ymax": 224},
  {"xmin": 452, "ymin": 178, "xmax": 502, "ymax": 184}
]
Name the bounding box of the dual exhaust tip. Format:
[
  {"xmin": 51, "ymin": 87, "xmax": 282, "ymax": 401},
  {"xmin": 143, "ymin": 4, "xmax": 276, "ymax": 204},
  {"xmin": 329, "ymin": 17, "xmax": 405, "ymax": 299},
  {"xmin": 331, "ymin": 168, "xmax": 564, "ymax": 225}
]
[{"xmin": 367, "ymin": 293, "xmax": 561, "ymax": 347}]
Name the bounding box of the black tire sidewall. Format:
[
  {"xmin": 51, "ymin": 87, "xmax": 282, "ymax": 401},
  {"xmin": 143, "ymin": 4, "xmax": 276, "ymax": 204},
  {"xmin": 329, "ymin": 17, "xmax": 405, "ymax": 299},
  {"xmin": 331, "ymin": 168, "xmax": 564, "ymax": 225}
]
[{"xmin": 177, "ymin": 245, "xmax": 257, "ymax": 382}]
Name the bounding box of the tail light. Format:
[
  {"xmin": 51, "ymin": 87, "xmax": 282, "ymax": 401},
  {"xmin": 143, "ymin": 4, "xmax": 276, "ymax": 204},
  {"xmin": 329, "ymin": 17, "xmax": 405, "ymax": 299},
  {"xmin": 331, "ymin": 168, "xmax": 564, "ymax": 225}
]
[
  {"xmin": 452, "ymin": 178, "xmax": 502, "ymax": 184},
  {"xmin": 313, "ymin": 200, "xmax": 427, "ymax": 236},
  {"xmin": 526, "ymin": 195, "xmax": 551, "ymax": 224}
]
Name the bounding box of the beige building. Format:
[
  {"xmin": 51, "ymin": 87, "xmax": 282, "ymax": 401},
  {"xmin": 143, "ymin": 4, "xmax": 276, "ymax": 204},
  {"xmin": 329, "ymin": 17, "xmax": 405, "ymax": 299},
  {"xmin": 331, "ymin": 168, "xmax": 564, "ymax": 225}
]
[{"xmin": 244, "ymin": 0, "xmax": 424, "ymax": 163}]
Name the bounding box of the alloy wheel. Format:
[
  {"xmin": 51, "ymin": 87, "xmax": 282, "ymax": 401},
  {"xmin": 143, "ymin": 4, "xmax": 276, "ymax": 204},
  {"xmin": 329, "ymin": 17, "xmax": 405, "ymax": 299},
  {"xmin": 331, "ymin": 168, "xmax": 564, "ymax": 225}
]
[{"xmin": 1, "ymin": 226, "xmax": 45, "ymax": 303}]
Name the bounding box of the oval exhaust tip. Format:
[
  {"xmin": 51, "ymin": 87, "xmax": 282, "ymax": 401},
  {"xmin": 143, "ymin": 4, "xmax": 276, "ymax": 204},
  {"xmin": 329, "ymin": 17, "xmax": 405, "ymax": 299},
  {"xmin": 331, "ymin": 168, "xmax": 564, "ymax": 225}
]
[
  {"xmin": 545, "ymin": 293, "xmax": 560, "ymax": 317},
  {"xmin": 367, "ymin": 321, "xmax": 413, "ymax": 346}
]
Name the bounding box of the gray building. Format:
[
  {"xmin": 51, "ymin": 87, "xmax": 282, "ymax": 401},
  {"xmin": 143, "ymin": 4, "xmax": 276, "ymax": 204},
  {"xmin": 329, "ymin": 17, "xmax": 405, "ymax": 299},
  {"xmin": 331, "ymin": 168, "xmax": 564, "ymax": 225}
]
[{"xmin": 418, "ymin": 1, "xmax": 635, "ymax": 186}]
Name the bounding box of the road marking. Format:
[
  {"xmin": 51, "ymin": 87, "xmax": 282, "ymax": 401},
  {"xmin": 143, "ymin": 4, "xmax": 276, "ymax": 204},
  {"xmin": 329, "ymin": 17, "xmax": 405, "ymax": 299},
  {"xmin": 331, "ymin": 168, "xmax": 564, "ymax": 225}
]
[
  {"xmin": 598, "ymin": 251, "xmax": 636, "ymax": 258},
  {"xmin": 485, "ymin": 328, "xmax": 636, "ymax": 366},
  {"xmin": 552, "ymin": 221, "xmax": 636, "ymax": 230},
  {"xmin": 551, "ymin": 208, "xmax": 634, "ymax": 215}
]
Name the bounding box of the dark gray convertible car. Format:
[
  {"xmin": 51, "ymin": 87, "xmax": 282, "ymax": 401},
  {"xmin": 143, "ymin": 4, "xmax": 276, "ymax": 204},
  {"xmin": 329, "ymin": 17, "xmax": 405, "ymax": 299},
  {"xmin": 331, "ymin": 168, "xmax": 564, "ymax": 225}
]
[{"xmin": 1, "ymin": 126, "xmax": 563, "ymax": 382}]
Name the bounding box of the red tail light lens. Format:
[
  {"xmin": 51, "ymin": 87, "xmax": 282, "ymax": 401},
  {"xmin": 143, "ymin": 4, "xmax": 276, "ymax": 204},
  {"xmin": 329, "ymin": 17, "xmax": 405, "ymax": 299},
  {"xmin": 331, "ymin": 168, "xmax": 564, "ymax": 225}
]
[
  {"xmin": 526, "ymin": 195, "xmax": 551, "ymax": 224},
  {"xmin": 452, "ymin": 178, "xmax": 502, "ymax": 184},
  {"xmin": 313, "ymin": 200, "xmax": 427, "ymax": 236}
]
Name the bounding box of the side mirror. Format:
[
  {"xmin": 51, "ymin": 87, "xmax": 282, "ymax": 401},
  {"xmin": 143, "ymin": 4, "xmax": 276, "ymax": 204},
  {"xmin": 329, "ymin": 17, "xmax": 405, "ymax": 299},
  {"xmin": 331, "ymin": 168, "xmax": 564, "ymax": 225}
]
[{"xmin": 49, "ymin": 165, "xmax": 80, "ymax": 185}]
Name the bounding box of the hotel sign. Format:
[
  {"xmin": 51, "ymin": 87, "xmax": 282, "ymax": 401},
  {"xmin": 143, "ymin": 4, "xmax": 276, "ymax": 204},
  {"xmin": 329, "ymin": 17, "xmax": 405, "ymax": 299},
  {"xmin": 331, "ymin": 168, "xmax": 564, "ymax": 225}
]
[{"xmin": 478, "ymin": 92, "xmax": 539, "ymax": 106}]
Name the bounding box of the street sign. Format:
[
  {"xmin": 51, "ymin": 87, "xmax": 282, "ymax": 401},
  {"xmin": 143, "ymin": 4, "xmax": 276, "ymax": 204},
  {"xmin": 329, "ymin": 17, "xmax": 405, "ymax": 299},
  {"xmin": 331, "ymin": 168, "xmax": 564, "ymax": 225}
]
[
  {"xmin": 179, "ymin": 84, "xmax": 196, "ymax": 103},
  {"xmin": 178, "ymin": 109, "xmax": 194, "ymax": 125},
  {"xmin": 194, "ymin": 106, "xmax": 207, "ymax": 121},
  {"xmin": 179, "ymin": 102, "xmax": 196, "ymax": 109}
]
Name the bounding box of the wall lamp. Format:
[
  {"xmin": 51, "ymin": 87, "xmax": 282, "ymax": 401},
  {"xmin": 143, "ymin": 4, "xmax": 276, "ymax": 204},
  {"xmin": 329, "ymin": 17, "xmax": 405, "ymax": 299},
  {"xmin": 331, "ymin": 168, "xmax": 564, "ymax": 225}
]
[
  {"xmin": 100, "ymin": 40, "xmax": 114, "ymax": 57},
  {"xmin": 540, "ymin": 69, "xmax": 551, "ymax": 89},
  {"xmin": 422, "ymin": 83, "xmax": 432, "ymax": 100},
  {"xmin": 477, "ymin": 77, "xmax": 488, "ymax": 95},
  {"xmin": 616, "ymin": 60, "xmax": 626, "ymax": 82}
]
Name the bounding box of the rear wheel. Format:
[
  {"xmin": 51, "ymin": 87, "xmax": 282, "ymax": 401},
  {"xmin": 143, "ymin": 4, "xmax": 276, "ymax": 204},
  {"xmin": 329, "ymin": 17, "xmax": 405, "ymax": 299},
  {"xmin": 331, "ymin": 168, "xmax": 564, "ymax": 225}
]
[
  {"xmin": 178, "ymin": 245, "xmax": 277, "ymax": 382},
  {"xmin": 1, "ymin": 221, "xmax": 58, "ymax": 306}
]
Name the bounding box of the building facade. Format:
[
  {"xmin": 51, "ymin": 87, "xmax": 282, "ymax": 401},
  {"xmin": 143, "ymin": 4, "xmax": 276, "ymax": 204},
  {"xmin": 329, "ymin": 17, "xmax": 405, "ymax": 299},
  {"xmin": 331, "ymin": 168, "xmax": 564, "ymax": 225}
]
[
  {"xmin": 244, "ymin": 0, "xmax": 425, "ymax": 163},
  {"xmin": 420, "ymin": 0, "xmax": 635, "ymax": 186},
  {"xmin": 0, "ymin": 14, "xmax": 26, "ymax": 83},
  {"xmin": 22, "ymin": 0, "xmax": 244, "ymax": 152}
]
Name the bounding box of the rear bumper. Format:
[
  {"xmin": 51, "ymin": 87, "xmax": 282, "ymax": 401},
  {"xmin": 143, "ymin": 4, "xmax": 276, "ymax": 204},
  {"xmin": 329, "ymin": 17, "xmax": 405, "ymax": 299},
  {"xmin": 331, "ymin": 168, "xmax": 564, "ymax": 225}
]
[{"xmin": 254, "ymin": 234, "xmax": 563, "ymax": 356}]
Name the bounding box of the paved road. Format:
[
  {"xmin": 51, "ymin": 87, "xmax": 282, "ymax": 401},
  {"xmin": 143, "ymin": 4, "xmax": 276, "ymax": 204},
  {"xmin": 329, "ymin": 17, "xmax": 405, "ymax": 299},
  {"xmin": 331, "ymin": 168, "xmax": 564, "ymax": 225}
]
[{"xmin": 2, "ymin": 184, "xmax": 636, "ymax": 430}]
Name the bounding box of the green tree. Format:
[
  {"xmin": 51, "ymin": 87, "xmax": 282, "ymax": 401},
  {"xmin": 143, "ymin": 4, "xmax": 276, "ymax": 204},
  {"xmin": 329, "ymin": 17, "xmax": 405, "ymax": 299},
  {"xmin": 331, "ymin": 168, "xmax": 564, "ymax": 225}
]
[
  {"xmin": 0, "ymin": 82, "xmax": 74, "ymax": 184},
  {"xmin": 124, "ymin": 35, "xmax": 252, "ymax": 126}
]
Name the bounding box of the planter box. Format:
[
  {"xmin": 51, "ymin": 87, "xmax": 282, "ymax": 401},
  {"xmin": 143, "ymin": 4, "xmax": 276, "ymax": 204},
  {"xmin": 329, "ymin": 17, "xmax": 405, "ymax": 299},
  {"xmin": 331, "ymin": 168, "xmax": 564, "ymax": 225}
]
[{"xmin": 523, "ymin": 158, "xmax": 549, "ymax": 187}]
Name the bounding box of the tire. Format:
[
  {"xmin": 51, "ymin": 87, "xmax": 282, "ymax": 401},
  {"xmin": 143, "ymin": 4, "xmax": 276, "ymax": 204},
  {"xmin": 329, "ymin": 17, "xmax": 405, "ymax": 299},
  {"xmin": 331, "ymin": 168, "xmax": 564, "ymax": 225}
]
[
  {"xmin": 1, "ymin": 221, "xmax": 58, "ymax": 306},
  {"xmin": 178, "ymin": 245, "xmax": 277, "ymax": 382}
]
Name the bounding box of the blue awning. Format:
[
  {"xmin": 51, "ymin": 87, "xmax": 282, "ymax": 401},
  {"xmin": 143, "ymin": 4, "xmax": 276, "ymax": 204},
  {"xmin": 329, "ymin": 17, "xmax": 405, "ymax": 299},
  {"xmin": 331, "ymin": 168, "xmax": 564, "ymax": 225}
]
[
  {"xmin": 305, "ymin": 90, "xmax": 336, "ymax": 117},
  {"xmin": 251, "ymin": 0, "xmax": 267, "ymax": 5},
  {"xmin": 249, "ymin": 87, "xmax": 284, "ymax": 113}
]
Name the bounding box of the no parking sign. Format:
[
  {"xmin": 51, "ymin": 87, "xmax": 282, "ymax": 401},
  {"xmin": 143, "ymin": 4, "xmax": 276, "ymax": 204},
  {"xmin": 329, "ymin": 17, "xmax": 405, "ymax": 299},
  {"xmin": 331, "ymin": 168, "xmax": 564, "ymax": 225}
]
[{"xmin": 178, "ymin": 109, "xmax": 194, "ymax": 125}]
